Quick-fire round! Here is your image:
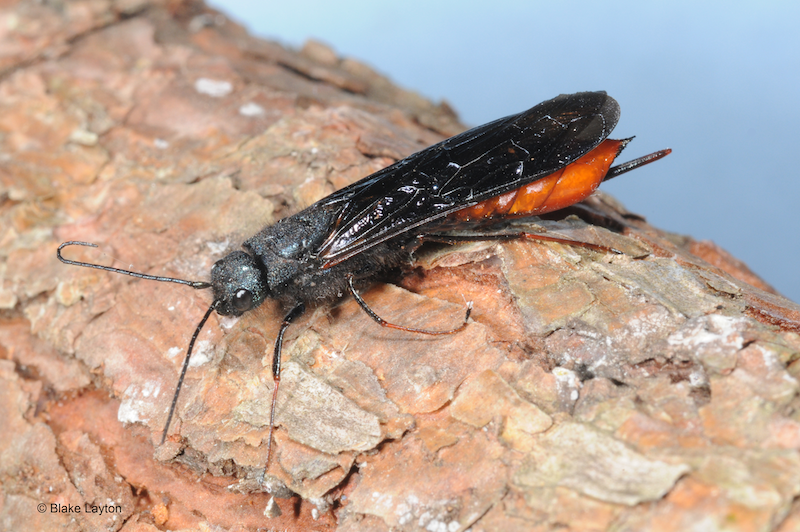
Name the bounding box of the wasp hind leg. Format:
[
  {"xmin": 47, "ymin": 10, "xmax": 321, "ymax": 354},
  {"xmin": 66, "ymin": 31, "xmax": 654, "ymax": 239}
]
[{"xmin": 420, "ymin": 231, "xmax": 624, "ymax": 255}]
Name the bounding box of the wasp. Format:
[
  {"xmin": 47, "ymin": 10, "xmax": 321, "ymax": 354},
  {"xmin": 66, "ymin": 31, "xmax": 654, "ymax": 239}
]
[{"xmin": 58, "ymin": 91, "xmax": 670, "ymax": 478}]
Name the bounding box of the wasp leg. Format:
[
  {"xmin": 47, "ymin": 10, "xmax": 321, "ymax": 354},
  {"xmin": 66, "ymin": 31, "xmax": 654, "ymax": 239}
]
[
  {"xmin": 262, "ymin": 302, "xmax": 305, "ymax": 481},
  {"xmin": 421, "ymin": 231, "xmax": 623, "ymax": 255},
  {"xmin": 346, "ymin": 274, "xmax": 471, "ymax": 335}
]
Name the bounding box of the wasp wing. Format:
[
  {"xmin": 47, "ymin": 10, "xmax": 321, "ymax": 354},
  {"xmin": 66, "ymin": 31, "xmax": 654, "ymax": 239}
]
[{"xmin": 313, "ymin": 91, "xmax": 620, "ymax": 265}]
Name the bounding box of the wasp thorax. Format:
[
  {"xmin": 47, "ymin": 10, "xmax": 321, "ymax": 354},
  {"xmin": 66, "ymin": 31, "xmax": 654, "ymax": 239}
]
[{"xmin": 210, "ymin": 251, "xmax": 269, "ymax": 316}]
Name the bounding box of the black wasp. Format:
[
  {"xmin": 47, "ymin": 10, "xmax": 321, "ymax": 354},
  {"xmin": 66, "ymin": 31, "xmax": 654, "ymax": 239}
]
[{"xmin": 58, "ymin": 91, "xmax": 670, "ymax": 477}]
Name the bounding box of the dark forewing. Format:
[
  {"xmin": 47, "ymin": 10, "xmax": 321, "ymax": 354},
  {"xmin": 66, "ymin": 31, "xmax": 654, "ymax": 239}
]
[{"xmin": 314, "ymin": 91, "xmax": 620, "ymax": 264}]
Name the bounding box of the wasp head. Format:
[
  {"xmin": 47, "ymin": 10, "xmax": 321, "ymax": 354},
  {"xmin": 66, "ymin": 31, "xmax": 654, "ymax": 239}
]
[{"xmin": 210, "ymin": 251, "xmax": 269, "ymax": 316}]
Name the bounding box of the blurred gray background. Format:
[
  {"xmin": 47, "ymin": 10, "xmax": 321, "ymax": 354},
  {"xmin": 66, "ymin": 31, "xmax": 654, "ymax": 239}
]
[{"xmin": 209, "ymin": 0, "xmax": 800, "ymax": 303}]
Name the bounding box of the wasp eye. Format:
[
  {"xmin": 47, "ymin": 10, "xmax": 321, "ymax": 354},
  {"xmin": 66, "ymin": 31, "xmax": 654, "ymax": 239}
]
[{"xmin": 232, "ymin": 288, "xmax": 254, "ymax": 311}]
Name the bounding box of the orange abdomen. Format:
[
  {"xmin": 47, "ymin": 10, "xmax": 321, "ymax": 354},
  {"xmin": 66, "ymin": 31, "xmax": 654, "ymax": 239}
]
[{"xmin": 449, "ymin": 139, "xmax": 625, "ymax": 222}]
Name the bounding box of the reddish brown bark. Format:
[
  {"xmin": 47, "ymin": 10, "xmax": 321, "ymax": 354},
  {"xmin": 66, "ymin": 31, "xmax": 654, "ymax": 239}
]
[{"xmin": 1, "ymin": 1, "xmax": 799, "ymax": 531}]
